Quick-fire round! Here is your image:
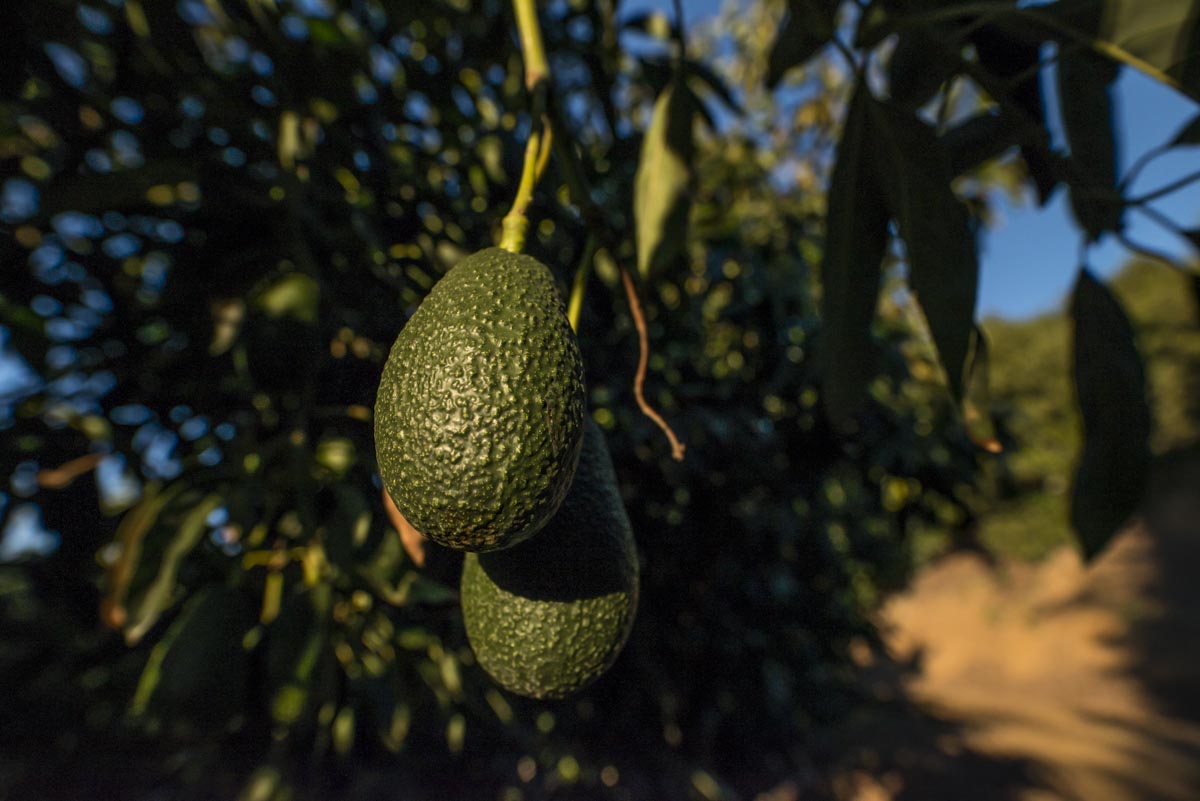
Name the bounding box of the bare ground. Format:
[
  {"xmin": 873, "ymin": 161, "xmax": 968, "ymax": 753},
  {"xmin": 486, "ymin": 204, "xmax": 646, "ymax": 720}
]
[{"xmin": 813, "ymin": 453, "xmax": 1200, "ymax": 801}]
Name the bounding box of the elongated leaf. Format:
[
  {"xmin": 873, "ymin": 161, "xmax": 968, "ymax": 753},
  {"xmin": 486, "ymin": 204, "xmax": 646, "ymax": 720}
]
[
  {"xmin": 1058, "ymin": 48, "xmax": 1123, "ymax": 240},
  {"xmin": 872, "ymin": 102, "xmax": 979, "ymax": 399},
  {"xmin": 123, "ymin": 493, "xmax": 223, "ymax": 645},
  {"xmin": 767, "ymin": 0, "xmax": 834, "ymax": 88},
  {"xmin": 1070, "ymin": 270, "xmax": 1151, "ymax": 560},
  {"xmin": 969, "ymin": 23, "xmax": 1057, "ymax": 203},
  {"xmin": 819, "ymin": 82, "xmax": 890, "ymax": 430},
  {"xmin": 963, "ymin": 325, "xmax": 1001, "ymax": 452},
  {"xmin": 634, "ymin": 80, "xmax": 696, "ymax": 282},
  {"xmin": 1093, "ymin": 0, "xmax": 1200, "ymax": 96},
  {"xmin": 129, "ymin": 584, "xmax": 253, "ymax": 725},
  {"xmin": 266, "ymin": 592, "xmax": 331, "ymax": 730},
  {"xmin": 888, "ymin": 28, "xmax": 960, "ymax": 109}
]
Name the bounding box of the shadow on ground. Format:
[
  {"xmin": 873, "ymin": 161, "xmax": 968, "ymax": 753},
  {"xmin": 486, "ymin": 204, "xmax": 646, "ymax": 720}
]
[{"xmin": 804, "ymin": 448, "xmax": 1200, "ymax": 801}]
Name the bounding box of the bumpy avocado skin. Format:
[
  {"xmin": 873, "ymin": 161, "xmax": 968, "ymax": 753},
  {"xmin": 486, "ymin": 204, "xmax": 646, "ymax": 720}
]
[
  {"xmin": 375, "ymin": 248, "xmax": 585, "ymax": 551},
  {"xmin": 460, "ymin": 422, "xmax": 639, "ymax": 700}
]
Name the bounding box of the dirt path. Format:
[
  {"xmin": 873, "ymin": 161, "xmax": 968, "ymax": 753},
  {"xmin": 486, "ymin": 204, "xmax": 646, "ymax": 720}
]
[{"xmin": 824, "ymin": 455, "xmax": 1200, "ymax": 801}]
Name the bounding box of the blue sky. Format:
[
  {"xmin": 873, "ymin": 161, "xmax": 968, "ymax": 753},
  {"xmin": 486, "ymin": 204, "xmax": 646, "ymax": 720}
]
[{"xmin": 628, "ymin": 0, "xmax": 1200, "ymax": 320}]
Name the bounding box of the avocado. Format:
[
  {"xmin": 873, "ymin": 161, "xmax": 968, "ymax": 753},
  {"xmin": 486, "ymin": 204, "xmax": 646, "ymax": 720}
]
[
  {"xmin": 375, "ymin": 248, "xmax": 585, "ymax": 551},
  {"xmin": 460, "ymin": 421, "xmax": 639, "ymax": 699}
]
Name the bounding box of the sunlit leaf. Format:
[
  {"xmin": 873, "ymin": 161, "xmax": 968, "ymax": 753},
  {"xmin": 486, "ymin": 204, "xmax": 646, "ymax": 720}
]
[
  {"xmin": 1069, "ymin": 270, "xmax": 1151, "ymax": 560},
  {"xmin": 1090, "ymin": 0, "xmax": 1200, "ymax": 97},
  {"xmin": 819, "ymin": 81, "xmax": 889, "ymax": 430},
  {"xmin": 123, "ymin": 493, "xmax": 223, "ymax": 645},
  {"xmin": 634, "ymin": 80, "xmax": 696, "ymax": 282},
  {"xmin": 251, "ymin": 271, "xmax": 320, "ymax": 324},
  {"xmin": 872, "ymin": 102, "xmax": 979, "ymax": 399}
]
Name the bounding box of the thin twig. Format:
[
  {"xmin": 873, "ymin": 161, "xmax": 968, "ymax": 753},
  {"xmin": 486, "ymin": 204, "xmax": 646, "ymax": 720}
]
[
  {"xmin": 1128, "ymin": 168, "xmax": 1200, "ymax": 206},
  {"xmin": 1117, "ymin": 232, "xmax": 1187, "ymax": 272},
  {"xmin": 620, "ymin": 266, "xmax": 686, "ymax": 461},
  {"xmin": 500, "ymin": 0, "xmax": 555, "ymax": 253}
]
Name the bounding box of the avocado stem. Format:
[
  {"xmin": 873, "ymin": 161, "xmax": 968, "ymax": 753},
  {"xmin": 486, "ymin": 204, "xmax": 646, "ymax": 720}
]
[{"xmin": 500, "ymin": 0, "xmax": 555, "ymax": 253}]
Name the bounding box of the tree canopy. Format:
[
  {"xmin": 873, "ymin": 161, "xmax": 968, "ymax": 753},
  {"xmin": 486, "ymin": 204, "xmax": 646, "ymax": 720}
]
[{"xmin": 1, "ymin": 1, "xmax": 1198, "ymax": 799}]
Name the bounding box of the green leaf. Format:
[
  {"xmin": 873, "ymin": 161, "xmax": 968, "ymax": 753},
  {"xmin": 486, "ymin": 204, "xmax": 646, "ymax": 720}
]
[
  {"xmin": 1091, "ymin": 0, "xmax": 1200, "ymax": 96},
  {"xmin": 819, "ymin": 81, "xmax": 890, "ymax": 430},
  {"xmin": 1169, "ymin": 113, "xmax": 1200, "ymax": 147},
  {"xmin": 1058, "ymin": 48, "xmax": 1123, "ymax": 240},
  {"xmin": 969, "ymin": 22, "xmax": 1057, "ymax": 203},
  {"xmin": 767, "ymin": 0, "xmax": 834, "ymax": 88},
  {"xmin": 888, "ymin": 28, "xmax": 960, "ymax": 109},
  {"xmin": 121, "ymin": 492, "xmax": 221, "ymax": 645},
  {"xmin": 129, "ymin": 584, "xmax": 254, "ymax": 725},
  {"xmin": 963, "ymin": 325, "xmax": 1001, "ymax": 452},
  {"xmin": 265, "ymin": 591, "xmax": 332, "ymax": 730},
  {"xmin": 1069, "ymin": 269, "xmax": 1151, "ymax": 560},
  {"xmin": 941, "ymin": 111, "xmax": 1025, "ymax": 175},
  {"xmin": 872, "ymin": 102, "xmax": 979, "ymax": 399},
  {"xmin": 251, "ymin": 271, "xmax": 320, "ymax": 324},
  {"xmin": 634, "ymin": 80, "xmax": 696, "ymax": 282}
]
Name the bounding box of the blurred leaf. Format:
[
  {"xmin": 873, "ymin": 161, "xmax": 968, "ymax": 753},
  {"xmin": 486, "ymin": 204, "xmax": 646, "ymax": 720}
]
[
  {"xmin": 124, "ymin": 494, "xmax": 223, "ymax": 645},
  {"xmin": 942, "ymin": 112, "xmax": 1024, "ymax": 175},
  {"xmin": 621, "ymin": 10, "xmax": 676, "ymax": 40},
  {"xmin": 963, "ymin": 326, "xmax": 1001, "ymax": 452},
  {"xmin": 333, "ymin": 706, "xmax": 356, "ymax": 754},
  {"xmin": 37, "ymin": 161, "xmax": 199, "ymax": 219},
  {"xmin": 634, "ymin": 80, "xmax": 696, "ymax": 282},
  {"xmin": 888, "ymin": 28, "xmax": 959, "ymax": 109},
  {"xmin": 685, "ymin": 59, "xmax": 744, "ymax": 114},
  {"xmin": 1169, "ymin": 113, "xmax": 1200, "ymax": 147},
  {"xmin": 1058, "ymin": 48, "xmax": 1123, "ymax": 240},
  {"xmin": 872, "ymin": 102, "xmax": 979, "ymax": 399},
  {"xmin": 102, "ymin": 481, "xmax": 187, "ymax": 630},
  {"xmin": 1090, "ymin": 0, "xmax": 1200, "ymax": 97},
  {"xmin": 969, "ymin": 22, "xmax": 1058, "ymax": 203},
  {"xmin": 767, "ymin": 0, "xmax": 834, "ymax": 88},
  {"xmin": 1069, "ymin": 270, "xmax": 1151, "ymax": 560},
  {"xmin": 129, "ymin": 584, "xmax": 254, "ymax": 724},
  {"xmin": 819, "ymin": 81, "xmax": 889, "ymax": 430},
  {"xmin": 266, "ymin": 591, "xmax": 330, "ymax": 730},
  {"xmin": 251, "ymin": 272, "xmax": 320, "ymax": 324}
]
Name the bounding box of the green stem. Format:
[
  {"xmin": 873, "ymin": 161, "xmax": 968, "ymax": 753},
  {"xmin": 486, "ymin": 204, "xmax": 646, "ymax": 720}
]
[
  {"xmin": 513, "ymin": 0, "xmax": 550, "ymax": 91},
  {"xmin": 567, "ymin": 234, "xmax": 596, "ymax": 333},
  {"xmin": 500, "ymin": 0, "xmax": 554, "ymax": 253}
]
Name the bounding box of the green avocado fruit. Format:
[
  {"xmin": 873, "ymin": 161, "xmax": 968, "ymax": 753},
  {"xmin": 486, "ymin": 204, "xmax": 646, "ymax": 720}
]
[
  {"xmin": 375, "ymin": 248, "xmax": 585, "ymax": 551},
  {"xmin": 460, "ymin": 421, "xmax": 639, "ymax": 700}
]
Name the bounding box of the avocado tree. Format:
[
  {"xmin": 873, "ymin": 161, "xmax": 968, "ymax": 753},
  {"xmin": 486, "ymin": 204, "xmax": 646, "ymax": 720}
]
[{"xmin": 1, "ymin": 0, "xmax": 1198, "ymax": 799}]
